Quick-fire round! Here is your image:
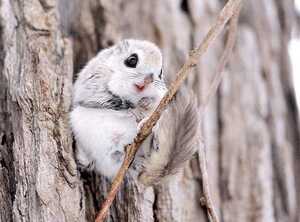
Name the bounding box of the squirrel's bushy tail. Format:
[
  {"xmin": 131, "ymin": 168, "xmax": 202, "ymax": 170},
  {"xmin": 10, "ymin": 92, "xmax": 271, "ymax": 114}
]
[{"xmin": 138, "ymin": 88, "xmax": 200, "ymax": 186}]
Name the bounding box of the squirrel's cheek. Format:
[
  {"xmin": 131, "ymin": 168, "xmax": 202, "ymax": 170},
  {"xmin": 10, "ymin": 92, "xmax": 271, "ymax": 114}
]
[{"xmin": 155, "ymin": 87, "xmax": 167, "ymax": 100}]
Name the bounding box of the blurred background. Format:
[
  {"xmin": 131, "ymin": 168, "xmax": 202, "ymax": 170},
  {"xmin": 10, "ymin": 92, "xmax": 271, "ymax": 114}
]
[
  {"xmin": 290, "ymin": 0, "xmax": 300, "ymax": 108},
  {"xmin": 0, "ymin": 0, "xmax": 300, "ymax": 222}
]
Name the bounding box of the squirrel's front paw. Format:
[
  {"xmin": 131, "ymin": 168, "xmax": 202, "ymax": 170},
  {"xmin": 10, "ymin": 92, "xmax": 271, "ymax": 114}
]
[
  {"xmin": 138, "ymin": 97, "xmax": 155, "ymax": 111},
  {"xmin": 137, "ymin": 116, "xmax": 151, "ymax": 131},
  {"xmin": 128, "ymin": 108, "xmax": 145, "ymax": 123}
]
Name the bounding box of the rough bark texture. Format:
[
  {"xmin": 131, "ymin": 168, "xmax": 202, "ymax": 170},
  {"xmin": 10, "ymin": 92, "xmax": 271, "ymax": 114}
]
[{"xmin": 0, "ymin": 0, "xmax": 299, "ymax": 222}]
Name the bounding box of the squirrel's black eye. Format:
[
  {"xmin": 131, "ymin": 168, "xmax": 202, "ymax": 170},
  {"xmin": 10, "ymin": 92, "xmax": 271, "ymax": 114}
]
[
  {"xmin": 159, "ymin": 69, "xmax": 163, "ymax": 79},
  {"xmin": 124, "ymin": 53, "xmax": 138, "ymax": 68}
]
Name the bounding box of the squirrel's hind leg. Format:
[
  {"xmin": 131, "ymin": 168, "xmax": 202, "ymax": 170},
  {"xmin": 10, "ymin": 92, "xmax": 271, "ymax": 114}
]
[{"xmin": 76, "ymin": 146, "xmax": 95, "ymax": 171}]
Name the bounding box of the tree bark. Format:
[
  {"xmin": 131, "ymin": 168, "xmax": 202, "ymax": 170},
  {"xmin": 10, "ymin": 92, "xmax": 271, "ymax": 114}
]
[
  {"xmin": 0, "ymin": 0, "xmax": 299, "ymax": 222},
  {"xmin": 0, "ymin": 1, "xmax": 84, "ymax": 221}
]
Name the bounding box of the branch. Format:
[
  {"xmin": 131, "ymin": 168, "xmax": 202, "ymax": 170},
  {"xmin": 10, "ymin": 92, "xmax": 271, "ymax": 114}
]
[
  {"xmin": 95, "ymin": 0, "xmax": 242, "ymax": 221},
  {"xmin": 200, "ymin": 5, "xmax": 241, "ymax": 112},
  {"xmin": 198, "ymin": 6, "xmax": 241, "ymax": 222}
]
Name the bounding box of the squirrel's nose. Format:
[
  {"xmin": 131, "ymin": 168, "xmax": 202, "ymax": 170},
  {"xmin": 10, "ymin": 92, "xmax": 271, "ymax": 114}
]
[
  {"xmin": 134, "ymin": 73, "xmax": 154, "ymax": 92},
  {"xmin": 144, "ymin": 73, "xmax": 154, "ymax": 84}
]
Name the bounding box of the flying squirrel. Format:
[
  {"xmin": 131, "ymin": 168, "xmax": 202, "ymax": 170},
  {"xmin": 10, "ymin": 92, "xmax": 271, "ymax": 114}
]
[{"xmin": 70, "ymin": 39, "xmax": 200, "ymax": 186}]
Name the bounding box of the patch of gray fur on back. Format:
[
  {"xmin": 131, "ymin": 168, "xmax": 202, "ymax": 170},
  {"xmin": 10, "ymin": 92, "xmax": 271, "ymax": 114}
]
[{"xmin": 138, "ymin": 88, "xmax": 200, "ymax": 186}]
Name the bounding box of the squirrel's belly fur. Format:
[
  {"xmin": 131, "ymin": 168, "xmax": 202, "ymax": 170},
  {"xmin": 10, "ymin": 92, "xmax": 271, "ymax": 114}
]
[{"xmin": 70, "ymin": 106, "xmax": 138, "ymax": 178}]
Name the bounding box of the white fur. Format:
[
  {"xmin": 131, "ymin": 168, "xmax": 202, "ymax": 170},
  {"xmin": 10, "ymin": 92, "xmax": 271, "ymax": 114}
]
[
  {"xmin": 71, "ymin": 107, "xmax": 138, "ymax": 178},
  {"xmin": 70, "ymin": 39, "xmax": 166, "ymax": 179}
]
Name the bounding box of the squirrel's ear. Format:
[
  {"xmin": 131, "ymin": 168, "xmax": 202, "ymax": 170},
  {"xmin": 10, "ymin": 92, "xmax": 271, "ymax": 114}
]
[{"xmin": 117, "ymin": 39, "xmax": 130, "ymax": 53}]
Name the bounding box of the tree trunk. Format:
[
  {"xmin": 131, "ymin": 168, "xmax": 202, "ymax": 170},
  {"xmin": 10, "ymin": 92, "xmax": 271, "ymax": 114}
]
[{"xmin": 0, "ymin": 0, "xmax": 299, "ymax": 222}]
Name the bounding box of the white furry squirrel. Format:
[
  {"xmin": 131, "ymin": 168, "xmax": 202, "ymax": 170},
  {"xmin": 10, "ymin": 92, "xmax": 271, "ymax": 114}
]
[{"xmin": 70, "ymin": 39, "xmax": 199, "ymax": 186}]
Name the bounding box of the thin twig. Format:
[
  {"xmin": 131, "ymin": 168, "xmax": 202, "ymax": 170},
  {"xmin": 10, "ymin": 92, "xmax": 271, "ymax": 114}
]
[
  {"xmin": 198, "ymin": 7, "xmax": 241, "ymax": 222},
  {"xmin": 200, "ymin": 5, "xmax": 241, "ymax": 112},
  {"xmin": 95, "ymin": 1, "xmax": 242, "ymax": 221}
]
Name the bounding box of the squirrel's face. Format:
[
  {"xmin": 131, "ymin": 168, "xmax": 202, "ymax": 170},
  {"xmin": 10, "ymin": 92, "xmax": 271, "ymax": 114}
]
[{"xmin": 105, "ymin": 39, "xmax": 166, "ymax": 104}]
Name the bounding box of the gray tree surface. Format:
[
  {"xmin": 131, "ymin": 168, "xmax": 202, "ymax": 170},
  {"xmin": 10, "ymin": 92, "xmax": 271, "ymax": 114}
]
[{"xmin": 0, "ymin": 0, "xmax": 299, "ymax": 222}]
